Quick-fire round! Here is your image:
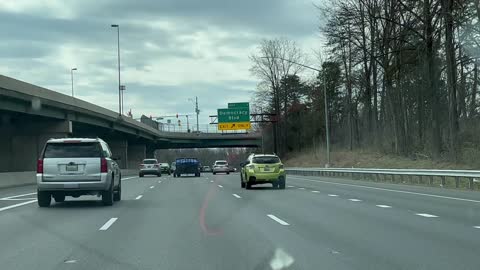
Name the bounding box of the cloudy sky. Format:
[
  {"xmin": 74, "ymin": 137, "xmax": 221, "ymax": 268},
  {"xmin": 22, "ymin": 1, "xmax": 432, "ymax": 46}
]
[{"xmin": 0, "ymin": 0, "xmax": 322, "ymax": 128}]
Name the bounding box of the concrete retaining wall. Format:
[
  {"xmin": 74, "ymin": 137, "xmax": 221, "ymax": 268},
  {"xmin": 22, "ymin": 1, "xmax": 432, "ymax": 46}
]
[{"xmin": 0, "ymin": 169, "xmax": 139, "ymax": 189}]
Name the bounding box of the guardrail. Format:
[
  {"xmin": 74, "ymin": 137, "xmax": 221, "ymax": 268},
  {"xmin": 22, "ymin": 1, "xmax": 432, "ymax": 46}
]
[{"xmin": 286, "ymin": 167, "xmax": 480, "ymax": 190}]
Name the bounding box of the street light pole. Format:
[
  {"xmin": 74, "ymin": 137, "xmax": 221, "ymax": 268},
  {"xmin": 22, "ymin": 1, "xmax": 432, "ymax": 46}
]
[
  {"xmin": 111, "ymin": 24, "xmax": 121, "ymax": 115},
  {"xmin": 70, "ymin": 68, "xmax": 77, "ymax": 97},
  {"xmin": 195, "ymin": 96, "xmax": 199, "ymax": 132}
]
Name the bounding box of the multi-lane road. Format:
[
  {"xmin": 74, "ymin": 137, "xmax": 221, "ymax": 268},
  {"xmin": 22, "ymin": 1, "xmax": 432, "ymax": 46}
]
[{"xmin": 0, "ymin": 173, "xmax": 479, "ymax": 269}]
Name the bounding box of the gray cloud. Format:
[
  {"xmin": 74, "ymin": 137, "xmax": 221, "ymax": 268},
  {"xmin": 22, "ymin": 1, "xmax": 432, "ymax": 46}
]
[{"xmin": 0, "ymin": 0, "xmax": 320, "ymax": 127}]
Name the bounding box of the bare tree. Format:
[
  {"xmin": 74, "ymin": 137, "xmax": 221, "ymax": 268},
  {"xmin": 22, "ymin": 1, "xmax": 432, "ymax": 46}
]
[{"xmin": 250, "ymin": 38, "xmax": 304, "ymax": 155}]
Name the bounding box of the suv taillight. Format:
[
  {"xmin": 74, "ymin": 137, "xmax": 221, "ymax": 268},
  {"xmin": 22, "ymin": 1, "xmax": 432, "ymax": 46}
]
[
  {"xmin": 37, "ymin": 159, "xmax": 44, "ymax": 173},
  {"xmin": 101, "ymin": 158, "xmax": 108, "ymax": 173}
]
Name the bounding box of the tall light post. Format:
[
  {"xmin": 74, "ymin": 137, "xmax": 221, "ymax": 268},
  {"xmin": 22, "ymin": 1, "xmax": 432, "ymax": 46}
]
[
  {"xmin": 261, "ymin": 56, "xmax": 331, "ymax": 166},
  {"xmin": 70, "ymin": 68, "xmax": 77, "ymax": 97},
  {"xmin": 188, "ymin": 97, "xmax": 200, "ymax": 132},
  {"xmin": 111, "ymin": 24, "xmax": 121, "ymax": 115}
]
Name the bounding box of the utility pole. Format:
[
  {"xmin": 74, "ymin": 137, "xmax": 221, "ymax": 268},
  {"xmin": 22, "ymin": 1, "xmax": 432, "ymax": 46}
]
[
  {"xmin": 111, "ymin": 24, "xmax": 121, "ymax": 115},
  {"xmin": 323, "ymin": 69, "xmax": 331, "ymax": 167},
  {"xmin": 70, "ymin": 68, "xmax": 77, "ymax": 97},
  {"xmin": 195, "ymin": 96, "xmax": 200, "ymax": 132}
]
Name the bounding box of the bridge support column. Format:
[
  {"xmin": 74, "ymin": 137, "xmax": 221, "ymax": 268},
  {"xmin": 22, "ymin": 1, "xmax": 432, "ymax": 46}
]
[
  {"xmin": 127, "ymin": 144, "xmax": 146, "ymax": 169},
  {"xmin": 0, "ymin": 118, "xmax": 71, "ymax": 172},
  {"xmin": 107, "ymin": 140, "xmax": 128, "ymax": 169}
]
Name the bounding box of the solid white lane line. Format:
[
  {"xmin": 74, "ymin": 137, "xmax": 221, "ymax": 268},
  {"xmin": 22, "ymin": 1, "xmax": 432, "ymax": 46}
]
[
  {"xmin": 328, "ymin": 194, "xmax": 338, "ymax": 197},
  {"xmin": 0, "ymin": 200, "xmax": 37, "ymax": 212},
  {"xmin": 289, "ymin": 176, "xmax": 480, "ymax": 203},
  {"xmin": 0, "ymin": 198, "xmax": 37, "ymax": 201},
  {"xmin": 1, "ymin": 192, "xmax": 37, "ymax": 200},
  {"xmin": 376, "ymin": 205, "xmax": 392, "ymax": 208},
  {"xmin": 135, "ymin": 195, "xmax": 143, "ymax": 200},
  {"xmin": 311, "ymin": 191, "xmax": 320, "ymax": 193},
  {"xmin": 99, "ymin": 218, "xmax": 118, "ymax": 231},
  {"xmin": 121, "ymin": 176, "xmax": 138, "ymax": 181},
  {"xmin": 232, "ymin": 194, "xmax": 241, "ymax": 199},
  {"xmin": 149, "ymin": 186, "xmax": 154, "ymax": 189},
  {"xmin": 218, "ymin": 185, "xmax": 223, "ymax": 188},
  {"xmin": 298, "ymin": 187, "xmax": 305, "ymax": 190},
  {"xmin": 415, "ymin": 213, "xmax": 438, "ymax": 218},
  {"xmin": 267, "ymin": 214, "xmax": 290, "ymax": 226},
  {"xmin": 349, "ymin": 199, "xmax": 362, "ymax": 202}
]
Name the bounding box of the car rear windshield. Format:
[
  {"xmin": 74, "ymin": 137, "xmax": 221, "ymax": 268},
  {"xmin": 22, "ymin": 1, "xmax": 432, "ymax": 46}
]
[
  {"xmin": 216, "ymin": 161, "xmax": 227, "ymax": 165},
  {"xmin": 43, "ymin": 142, "xmax": 102, "ymax": 158},
  {"xmin": 252, "ymin": 156, "xmax": 280, "ymax": 164},
  {"xmin": 143, "ymin": 160, "xmax": 157, "ymax": 164}
]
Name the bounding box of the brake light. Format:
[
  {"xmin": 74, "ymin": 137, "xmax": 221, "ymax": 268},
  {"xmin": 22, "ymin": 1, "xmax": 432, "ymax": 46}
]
[
  {"xmin": 101, "ymin": 158, "xmax": 108, "ymax": 173},
  {"xmin": 246, "ymin": 165, "xmax": 255, "ymax": 170},
  {"xmin": 37, "ymin": 159, "xmax": 44, "ymax": 173}
]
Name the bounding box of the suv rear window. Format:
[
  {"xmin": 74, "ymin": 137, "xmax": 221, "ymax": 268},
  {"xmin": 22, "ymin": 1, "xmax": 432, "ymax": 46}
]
[
  {"xmin": 215, "ymin": 161, "xmax": 227, "ymax": 165},
  {"xmin": 252, "ymin": 156, "xmax": 280, "ymax": 164},
  {"xmin": 143, "ymin": 160, "xmax": 157, "ymax": 164},
  {"xmin": 43, "ymin": 142, "xmax": 102, "ymax": 158}
]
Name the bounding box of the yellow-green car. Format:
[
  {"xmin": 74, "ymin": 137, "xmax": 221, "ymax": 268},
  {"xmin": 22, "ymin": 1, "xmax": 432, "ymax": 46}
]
[{"xmin": 241, "ymin": 154, "xmax": 286, "ymax": 189}]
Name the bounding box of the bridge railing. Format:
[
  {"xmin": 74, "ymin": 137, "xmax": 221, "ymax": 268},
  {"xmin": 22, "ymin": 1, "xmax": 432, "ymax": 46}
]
[{"xmin": 286, "ymin": 167, "xmax": 480, "ymax": 190}]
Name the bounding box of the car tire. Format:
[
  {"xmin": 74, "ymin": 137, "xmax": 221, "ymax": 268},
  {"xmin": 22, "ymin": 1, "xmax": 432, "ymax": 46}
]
[
  {"xmin": 102, "ymin": 181, "xmax": 114, "ymax": 206},
  {"xmin": 278, "ymin": 177, "xmax": 286, "ymax": 189},
  {"xmin": 114, "ymin": 179, "xmax": 121, "ymax": 201},
  {"xmin": 53, "ymin": 194, "xmax": 65, "ymax": 203},
  {"xmin": 157, "ymin": 173, "xmax": 162, "ymax": 177},
  {"xmin": 139, "ymin": 173, "xmax": 144, "ymax": 178},
  {"xmin": 37, "ymin": 190, "xmax": 51, "ymax": 207},
  {"xmin": 246, "ymin": 182, "xmax": 252, "ymax": 190},
  {"xmin": 227, "ymin": 172, "xmax": 230, "ymax": 175},
  {"xmin": 213, "ymin": 172, "xmax": 216, "ymax": 175},
  {"xmin": 241, "ymin": 181, "xmax": 246, "ymax": 188},
  {"xmin": 173, "ymin": 173, "xmax": 176, "ymax": 178}
]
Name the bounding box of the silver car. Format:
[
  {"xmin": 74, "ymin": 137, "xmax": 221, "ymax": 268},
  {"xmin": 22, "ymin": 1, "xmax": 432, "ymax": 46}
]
[
  {"xmin": 36, "ymin": 138, "xmax": 121, "ymax": 207},
  {"xmin": 139, "ymin": 159, "xmax": 161, "ymax": 177},
  {"xmin": 213, "ymin": 160, "xmax": 230, "ymax": 175}
]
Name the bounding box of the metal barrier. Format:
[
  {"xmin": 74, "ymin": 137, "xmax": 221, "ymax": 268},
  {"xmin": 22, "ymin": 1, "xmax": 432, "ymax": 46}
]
[{"xmin": 286, "ymin": 167, "xmax": 480, "ymax": 190}]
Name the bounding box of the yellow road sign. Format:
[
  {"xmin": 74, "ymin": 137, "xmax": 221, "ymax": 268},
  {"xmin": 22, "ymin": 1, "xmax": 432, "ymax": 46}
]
[{"xmin": 218, "ymin": 122, "xmax": 251, "ymax": 130}]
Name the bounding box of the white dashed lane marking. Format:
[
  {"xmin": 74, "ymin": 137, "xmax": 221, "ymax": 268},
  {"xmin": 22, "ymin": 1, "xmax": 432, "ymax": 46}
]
[
  {"xmin": 415, "ymin": 213, "xmax": 438, "ymax": 218},
  {"xmin": 149, "ymin": 186, "xmax": 154, "ymax": 189},
  {"xmin": 328, "ymin": 194, "xmax": 338, "ymax": 197},
  {"xmin": 287, "ymin": 185, "xmax": 295, "ymax": 188},
  {"xmin": 349, "ymin": 199, "xmax": 362, "ymax": 202},
  {"xmin": 474, "ymin": 226, "xmax": 480, "ymax": 229},
  {"xmin": 376, "ymin": 205, "xmax": 392, "ymax": 208},
  {"xmin": 99, "ymin": 218, "xmax": 118, "ymax": 231},
  {"xmin": 298, "ymin": 188, "xmax": 305, "ymax": 190},
  {"xmin": 218, "ymin": 185, "xmax": 223, "ymax": 188},
  {"xmin": 311, "ymin": 191, "xmax": 320, "ymax": 193},
  {"xmin": 0, "ymin": 200, "xmax": 37, "ymax": 212},
  {"xmin": 267, "ymin": 214, "xmax": 290, "ymax": 226},
  {"xmin": 232, "ymin": 194, "xmax": 241, "ymax": 199},
  {"xmin": 135, "ymin": 195, "xmax": 143, "ymax": 200}
]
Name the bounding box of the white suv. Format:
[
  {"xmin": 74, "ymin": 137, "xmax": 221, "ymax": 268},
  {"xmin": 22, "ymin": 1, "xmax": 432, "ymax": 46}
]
[
  {"xmin": 213, "ymin": 160, "xmax": 230, "ymax": 175},
  {"xmin": 36, "ymin": 138, "xmax": 121, "ymax": 207}
]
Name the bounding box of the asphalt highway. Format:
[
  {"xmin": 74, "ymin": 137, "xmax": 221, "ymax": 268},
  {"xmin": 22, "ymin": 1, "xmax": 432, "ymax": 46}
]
[{"xmin": 0, "ymin": 173, "xmax": 479, "ymax": 269}]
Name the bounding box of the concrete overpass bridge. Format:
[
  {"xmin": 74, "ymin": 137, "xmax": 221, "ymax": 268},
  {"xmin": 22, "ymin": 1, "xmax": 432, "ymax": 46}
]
[{"xmin": 0, "ymin": 74, "xmax": 261, "ymax": 172}]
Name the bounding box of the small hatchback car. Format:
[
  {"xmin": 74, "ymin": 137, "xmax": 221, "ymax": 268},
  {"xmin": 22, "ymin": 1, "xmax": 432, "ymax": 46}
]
[
  {"xmin": 241, "ymin": 154, "xmax": 286, "ymax": 189},
  {"xmin": 36, "ymin": 138, "xmax": 122, "ymax": 207}
]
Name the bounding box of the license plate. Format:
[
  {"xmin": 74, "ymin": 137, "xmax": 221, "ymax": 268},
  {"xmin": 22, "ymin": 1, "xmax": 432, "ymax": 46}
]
[
  {"xmin": 66, "ymin": 164, "xmax": 78, "ymax": 171},
  {"xmin": 264, "ymin": 167, "xmax": 271, "ymax": 172}
]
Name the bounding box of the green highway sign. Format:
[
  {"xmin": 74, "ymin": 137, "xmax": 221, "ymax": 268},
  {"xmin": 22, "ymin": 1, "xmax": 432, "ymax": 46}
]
[
  {"xmin": 218, "ymin": 108, "xmax": 250, "ymax": 123},
  {"xmin": 228, "ymin": 102, "xmax": 249, "ymax": 109}
]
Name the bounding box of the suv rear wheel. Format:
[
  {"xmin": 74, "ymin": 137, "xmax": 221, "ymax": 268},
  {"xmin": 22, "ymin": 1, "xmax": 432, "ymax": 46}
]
[
  {"xmin": 53, "ymin": 194, "xmax": 65, "ymax": 203},
  {"xmin": 241, "ymin": 181, "xmax": 246, "ymax": 188},
  {"xmin": 102, "ymin": 181, "xmax": 114, "ymax": 206},
  {"xmin": 278, "ymin": 177, "xmax": 286, "ymax": 189},
  {"xmin": 114, "ymin": 179, "xmax": 122, "ymax": 201},
  {"xmin": 37, "ymin": 190, "xmax": 51, "ymax": 207}
]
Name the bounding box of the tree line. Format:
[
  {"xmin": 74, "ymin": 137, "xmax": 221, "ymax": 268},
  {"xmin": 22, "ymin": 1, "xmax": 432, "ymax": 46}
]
[{"xmin": 251, "ymin": 0, "xmax": 480, "ymax": 165}]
